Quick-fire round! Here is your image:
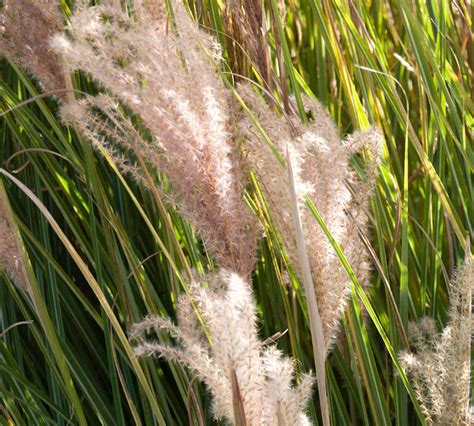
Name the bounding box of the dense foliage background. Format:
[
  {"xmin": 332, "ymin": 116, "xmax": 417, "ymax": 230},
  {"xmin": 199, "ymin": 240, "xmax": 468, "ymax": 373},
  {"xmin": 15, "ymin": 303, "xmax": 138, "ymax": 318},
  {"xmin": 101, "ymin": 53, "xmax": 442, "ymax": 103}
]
[{"xmin": 1, "ymin": 0, "xmax": 472, "ymax": 424}]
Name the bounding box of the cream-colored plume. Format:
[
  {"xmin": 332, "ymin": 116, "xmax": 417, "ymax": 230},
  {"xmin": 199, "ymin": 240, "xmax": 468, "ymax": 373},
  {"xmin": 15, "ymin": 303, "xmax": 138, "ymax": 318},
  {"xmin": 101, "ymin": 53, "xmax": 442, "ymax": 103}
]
[
  {"xmin": 132, "ymin": 270, "xmax": 314, "ymax": 425},
  {"xmin": 400, "ymin": 258, "xmax": 473, "ymax": 425},
  {"xmin": 53, "ymin": 1, "xmax": 258, "ymax": 277},
  {"xmin": 236, "ymin": 83, "xmax": 383, "ymax": 353}
]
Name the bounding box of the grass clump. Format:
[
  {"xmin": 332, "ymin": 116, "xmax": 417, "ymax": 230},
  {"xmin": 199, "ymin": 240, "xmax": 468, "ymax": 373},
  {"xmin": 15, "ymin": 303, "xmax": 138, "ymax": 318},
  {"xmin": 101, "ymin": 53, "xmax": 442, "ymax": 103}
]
[{"xmin": 0, "ymin": 0, "xmax": 472, "ymax": 425}]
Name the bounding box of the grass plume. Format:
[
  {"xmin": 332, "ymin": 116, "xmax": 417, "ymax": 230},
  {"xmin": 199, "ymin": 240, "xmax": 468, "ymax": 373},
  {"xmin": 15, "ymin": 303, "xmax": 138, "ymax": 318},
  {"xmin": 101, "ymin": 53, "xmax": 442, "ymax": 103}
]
[
  {"xmin": 0, "ymin": 0, "xmax": 471, "ymax": 424},
  {"xmin": 54, "ymin": 1, "xmax": 259, "ymax": 277},
  {"xmin": 0, "ymin": 0, "xmax": 67, "ymax": 99},
  {"xmin": 132, "ymin": 270, "xmax": 314, "ymax": 425},
  {"xmin": 400, "ymin": 257, "xmax": 473, "ymax": 425},
  {"xmin": 237, "ymin": 83, "xmax": 382, "ymax": 353}
]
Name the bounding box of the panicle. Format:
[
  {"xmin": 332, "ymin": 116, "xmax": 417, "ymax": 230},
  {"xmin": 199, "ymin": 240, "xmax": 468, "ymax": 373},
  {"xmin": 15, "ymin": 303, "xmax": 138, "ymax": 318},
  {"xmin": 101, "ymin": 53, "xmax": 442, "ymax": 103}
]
[
  {"xmin": 60, "ymin": 94, "xmax": 158, "ymax": 190},
  {"xmin": 236, "ymin": 83, "xmax": 383, "ymax": 353},
  {"xmin": 132, "ymin": 270, "xmax": 314, "ymax": 425},
  {"xmin": 0, "ymin": 0, "xmax": 67, "ymax": 99},
  {"xmin": 53, "ymin": 1, "xmax": 258, "ymax": 277},
  {"xmin": 0, "ymin": 184, "xmax": 30, "ymax": 294},
  {"xmin": 262, "ymin": 346, "xmax": 315, "ymax": 424},
  {"xmin": 400, "ymin": 258, "xmax": 473, "ymax": 425}
]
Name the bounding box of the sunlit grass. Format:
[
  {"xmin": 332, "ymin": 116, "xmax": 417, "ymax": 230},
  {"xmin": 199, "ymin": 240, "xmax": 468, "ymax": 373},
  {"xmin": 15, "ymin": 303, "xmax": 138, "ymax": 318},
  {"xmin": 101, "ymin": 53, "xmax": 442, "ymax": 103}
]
[{"xmin": 1, "ymin": 0, "xmax": 472, "ymax": 424}]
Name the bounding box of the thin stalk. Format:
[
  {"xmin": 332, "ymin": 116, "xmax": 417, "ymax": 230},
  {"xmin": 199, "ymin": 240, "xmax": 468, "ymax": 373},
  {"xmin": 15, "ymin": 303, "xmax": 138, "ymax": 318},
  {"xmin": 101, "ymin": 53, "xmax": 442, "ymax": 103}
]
[{"xmin": 286, "ymin": 148, "xmax": 330, "ymax": 425}]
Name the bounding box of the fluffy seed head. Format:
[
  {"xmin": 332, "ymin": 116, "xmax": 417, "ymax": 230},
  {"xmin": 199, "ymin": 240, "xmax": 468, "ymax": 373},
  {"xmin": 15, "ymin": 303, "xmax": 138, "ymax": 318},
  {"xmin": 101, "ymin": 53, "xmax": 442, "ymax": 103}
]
[
  {"xmin": 236, "ymin": 83, "xmax": 383, "ymax": 353},
  {"xmin": 132, "ymin": 271, "xmax": 314, "ymax": 425},
  {"xmin": 400, "ymin": 258, "xmax": 473, "ymax": 425},
  {"xmin": 0, "ymin": 0, "xmax": 67, "ymax": 99},
  {"xmin": 54, "ymin": 1, "xmax": 259, "ymax": 276}
]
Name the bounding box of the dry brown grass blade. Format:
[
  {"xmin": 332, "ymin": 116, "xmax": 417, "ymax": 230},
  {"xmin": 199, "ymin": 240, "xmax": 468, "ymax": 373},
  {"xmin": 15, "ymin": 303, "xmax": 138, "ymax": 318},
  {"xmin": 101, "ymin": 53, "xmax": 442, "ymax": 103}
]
[{"xmin": 231, "ymin": 368, "xmax": 248, "ymax": 426}]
